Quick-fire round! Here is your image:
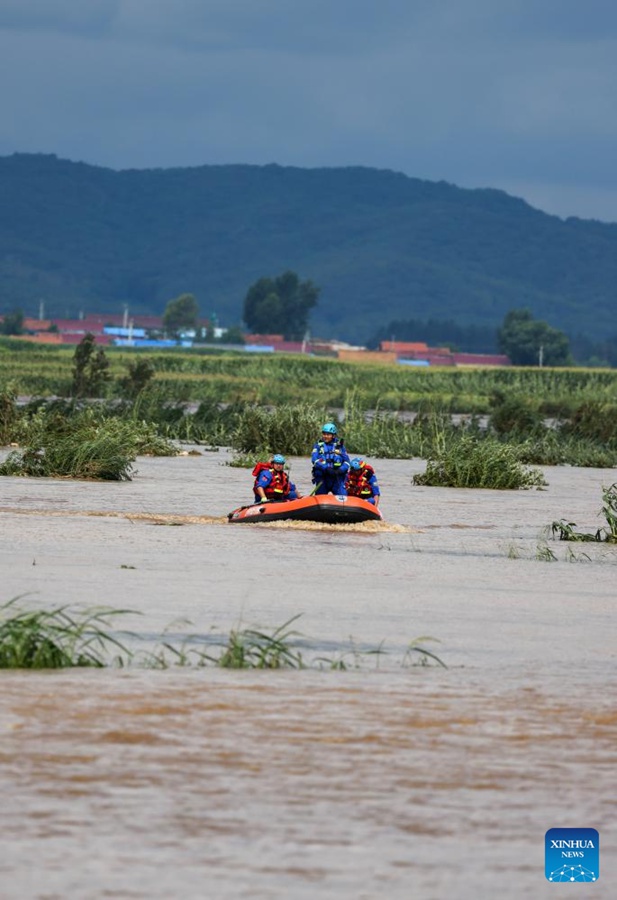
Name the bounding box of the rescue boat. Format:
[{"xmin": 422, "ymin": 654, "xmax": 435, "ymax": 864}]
[{"xmin": 227, "ymin": 494, "xmax": 382, "ymax": 525}]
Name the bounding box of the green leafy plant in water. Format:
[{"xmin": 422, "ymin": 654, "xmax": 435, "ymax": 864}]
[
  {"xmin": 314, "ymin": 636, "xmax": 446, "ymax": 670},
  {"xmin": 413, "ymin": 433, "xmax": 546, "ymax": 489},
  {"xmin": 0, "ymin": 602, "xmax": 449, "ymax": 672},
  {"xmin": 565, "ymin": 547, "xmax": 591, "ymax": 563},
  {"xmin": 143, "ymin": 616, "xmax": 307, "ymax": 669},
  {"xmin": 536, "ymin": 544, "xmax": 557, "ymax": 562},
  {"xmin": 551, "ymin": 483, "xmax": 617, "ymax": 544},
  {"xmin": 550, "ymin": 521, "xmax": 599, "ymax": 543},
  {"xmin": 402, "ymin": 637, "xmax": 447, "ymax": 667},
  {"xmin": 314, "ymin": 637, "xmax": 388, "ymax": 671},
  {"xmin": 226, "ymin": 451, "xmax": 261, "ymax": 468},
  {"xmin": 0, "ymin": 598, "xmax": 134, "ymax": 669},
  {"xmin": 210, "ymin": 615, "xmax": 305, "ymax": 669},
  {"xmin": 0, "ymin": 407, "xmax": 177, "ymax": 480}
]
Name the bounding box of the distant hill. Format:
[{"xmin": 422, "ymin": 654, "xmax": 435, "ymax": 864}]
[{"xmin": 1, "ymin": 152, "xmax": 616, "ymax": 344}]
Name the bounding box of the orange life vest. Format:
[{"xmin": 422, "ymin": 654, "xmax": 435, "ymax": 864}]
[
  {"xmin": 346, "ymin": 463, "xmax": 376, "ymax": 498},
  {"xmin": 252, "ymin": 462, "xmax": 291, "ymax": 499}
]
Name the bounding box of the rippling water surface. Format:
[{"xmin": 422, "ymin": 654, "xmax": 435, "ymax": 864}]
[{"xmin": 0, "ymin": 449, "xmax": 615, "ymax": 898}]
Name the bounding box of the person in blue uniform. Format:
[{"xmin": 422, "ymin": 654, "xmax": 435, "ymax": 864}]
[
  {"xmin": 310, "ymin": 423, "xmax": 350, "ymax": 495},
  {"xmin": 345, "ymin": 457, "xmax": 381, "ymax": 507},
  {"xmin": 252, "ymin": 454, "xmax": 300, "ymax": 503}
]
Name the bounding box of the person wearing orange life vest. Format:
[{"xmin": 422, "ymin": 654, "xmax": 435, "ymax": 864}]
[
  {"xmin": 345, "ymin": 457, "xmax": 381, "ymax": 507},
  {"xmin": 252, "ymin": 454, "xmax": 301, "ymax": 503}
]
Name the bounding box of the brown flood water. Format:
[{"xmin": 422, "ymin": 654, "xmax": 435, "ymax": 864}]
[{"xmin": 0, "ymin": 448, "xmax": 615, "ymax": 899}]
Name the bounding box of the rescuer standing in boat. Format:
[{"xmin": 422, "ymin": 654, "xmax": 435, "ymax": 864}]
[
  {"xmin": 252, "ymin": 454, "xmax": 301, "ymax": 503},
  {"xmin": 345, "ymin": 457, "xmax": 381, "ymax": 507},
  {"xmin": 310, "ymin": 423, "xmax": 350, "ymax": 495}
]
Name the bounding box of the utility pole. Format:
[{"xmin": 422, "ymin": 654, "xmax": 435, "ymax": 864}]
[
  {"xmin": 39, "ymin": 299, "xmax": 45, "ymax": 321},
  {"xmin": 538, "ymin": 344, "xmax": 544, "ymax": 368}
]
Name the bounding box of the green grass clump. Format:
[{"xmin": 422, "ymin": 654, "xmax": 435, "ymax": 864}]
[
  {"xmin": 226, "ymin": 451, "xmax": 260, "ymax": 468},
  {"xmin": 212, "ymin": 616, "xmax": 305, "ymax": 669},
  {"xmin": 488, "ymin": 391, "xmax": 545, "ymax": 436},
  {"xmin": 0, "ymin": 382, "xmax": 20, "ymax": 445},
  {"xmin": 0, "ymin": 407, "xmax": 177, "ymax": 480},
  {"xmin": 231, "ymin": 403, "xmax": 328, "ymax": 456},
  {"xmin": 560, "ymin": 401, "xmax": 617, "ymax": 446},
  {"xmin": 413, "ymin": 433, "xmax": 546, "ymax": 489},
  {"xmin": 0, "ymin": 599, "xmax": 132, "ymax": 668}
]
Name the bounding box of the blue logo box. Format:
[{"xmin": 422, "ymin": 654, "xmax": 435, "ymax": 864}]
[{"xmin": 545, "ymin": 828, "xmax": 599, "ymax": 883}]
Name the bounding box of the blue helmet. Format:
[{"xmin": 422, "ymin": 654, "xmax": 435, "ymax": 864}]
[
  {"xmin": 350, "ymin": 457, "xmax": 363, "ymax": 470},
  {"xmin": 272, "ymin": 454, "xmax": 286, "ymax": 464},
  {"xmin": 321, "ymin": 422, "xmax": 338, "ymax": 435}
]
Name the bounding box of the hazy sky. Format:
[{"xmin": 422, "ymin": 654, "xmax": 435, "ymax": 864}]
[{"xmin": 1, "ymin": 0, "xmax": 616, "ymax": 221}]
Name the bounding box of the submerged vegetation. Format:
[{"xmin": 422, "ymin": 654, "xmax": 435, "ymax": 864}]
[
  {"xmin": 550, "ymin": 483, "xmax": 617, "ymax": 544},
  {"xmin": 412, "ymin": 434, "xmax": 546, "ymax": 489},
  {"xmin": 0, "ymin": 601, "xmax": 446, "ymax": 671},
  {"xmin": 0, "ymin": 401, "xmax": 177, "ymax": 479},
  {"xmin": 0, "ymin": 599, "xmax": 132, "ymax": 668}
]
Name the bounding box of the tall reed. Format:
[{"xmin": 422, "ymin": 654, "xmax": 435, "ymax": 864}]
[{"xmin": 0, "ymin": 599, "xmax": 133, "ymax": 668}]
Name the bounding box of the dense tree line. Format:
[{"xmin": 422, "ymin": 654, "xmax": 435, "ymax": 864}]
[
  {"xmin": 368, "ymin": 309, "xmax": 615, "ymax": 367},
  {"xmin": 569, "ymin": 332, "xmax": 617, "ymax": 368},
  {"xmin": 366, "ymin": 318, "xmax": 499, "ymax": 353}
]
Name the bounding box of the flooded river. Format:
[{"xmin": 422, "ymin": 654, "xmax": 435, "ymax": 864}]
[{"xmin": 0, "ymin": 448, "xmax": 615, "ymax": 898}]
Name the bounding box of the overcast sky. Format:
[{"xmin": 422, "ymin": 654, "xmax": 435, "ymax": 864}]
[{"xmin": 1, "ymin": 0, "xmax": 616, "ymax": 221}]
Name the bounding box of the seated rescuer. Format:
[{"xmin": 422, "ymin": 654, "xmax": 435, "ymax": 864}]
[
  {"xmin": 345, "ymin": 457, "xmax": 381, "ymax": 507},
  {"xmin": 252, "ymin": 454, "xmax": 301, "ymax": 503},
  {"xmin": 310, "ymin": 422, "xmax": 350, "ymax": 495}
]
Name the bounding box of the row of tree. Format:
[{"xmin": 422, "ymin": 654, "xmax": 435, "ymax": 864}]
[
  {"xmin": 367, "ymin": 318, "xmax": 499, "ymax": 354},
  {"xmin": 3, "ymin": 267, "xmax": 613, "ymax": 366},
  {"xmin": 161, "ymin": 284, "xmax": 593, "ymax": 366},
  {"xmin": 373, "ymin": 308, "xmax": 605, "ymax": 366},
  {"xmin": 161, "ymin": 272, "xmax": 320, "ymax": 341}
]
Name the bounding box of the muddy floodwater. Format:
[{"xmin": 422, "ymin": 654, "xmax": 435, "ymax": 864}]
[{"xmin": 0, "ymin": 448, "xmax": 615, "ymax": 899}]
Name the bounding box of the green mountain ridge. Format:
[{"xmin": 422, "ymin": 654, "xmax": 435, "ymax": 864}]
[{"xmin": 1, "ymin": 152, "xmax": 615, "ymax": 343}]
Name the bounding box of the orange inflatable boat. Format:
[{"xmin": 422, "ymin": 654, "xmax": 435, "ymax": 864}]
[{"xmin": 227, "ymin": 495, "xmax": 382, "ymax": 525}]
